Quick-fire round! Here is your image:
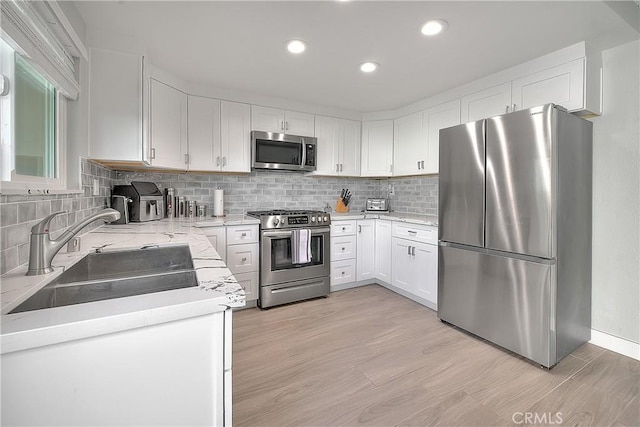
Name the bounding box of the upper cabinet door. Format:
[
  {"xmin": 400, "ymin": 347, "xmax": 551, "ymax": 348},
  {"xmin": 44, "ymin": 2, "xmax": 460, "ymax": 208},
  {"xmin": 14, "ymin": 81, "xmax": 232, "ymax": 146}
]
[
  {"xmin": 149, "ymin": 79, "xmax": 187, "ymax": 170},
  {"xmin": 512, "ymin": 58, "xmax": 585, "ymax": 112},
  {"xmin": 187, "ymin": 95, "xmax": 220, "ymax": 172},
  {"xmin": 314, "ymin": 115, "xmax": 340, "ymax": 175},
  {"xmin": 89, "ymin": 48, "xmax": 144, "ymax": 162},
  {"xmin": 221, "ymin": 101, "xmax": 251, "ymax": 173},
  {"xmin": 340, "ymin": 119, "xmax": 361, "ymax": 176},
  {"xmin": 485, "ymin": 105, "xmax": 555, "ymax": 259},
  {"xmin": 393, "ymin": 111, "xmax": 424, "ymax": 176},
  {"xmin": 251, "ymin": 106, "xmax": 285, "ymax": 133},
  {"xmin": 461, "ymin": 82, "xmax": 512, "ymax": 123},
  {"xmin": 361, "ymin": 120, "xmax": 393, "ymax": 177},
  {"xmin": 251, "ymin": 106, "xmax": 314, "ymax": 137},
  {"xmin": 284, "ymin": 111, "xmax": 315, "ymax": 137},
  {"xmin": 423, "ymin": 99, "xmax": 461, "ymax": 174}
]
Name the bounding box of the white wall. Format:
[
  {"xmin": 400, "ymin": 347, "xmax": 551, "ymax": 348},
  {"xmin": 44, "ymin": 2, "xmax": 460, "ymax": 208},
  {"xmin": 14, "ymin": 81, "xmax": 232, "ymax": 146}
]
[{"xmin": 590, "ymin": 39, "xmax": 640, "ymax": 344}]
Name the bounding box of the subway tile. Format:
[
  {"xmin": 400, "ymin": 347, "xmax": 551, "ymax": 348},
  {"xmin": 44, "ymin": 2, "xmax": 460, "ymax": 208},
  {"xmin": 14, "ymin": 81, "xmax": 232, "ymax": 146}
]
[
  {"xmin": 1, "ymin": 203, "xmax": 18, "ymax": 226},
  {"xmin": 18, "ymin": 202, "xmax": 37, "ymax": 223},
  {"xmin": 1, "ymin": 247, "xmax": 19, "ymax": 274}
]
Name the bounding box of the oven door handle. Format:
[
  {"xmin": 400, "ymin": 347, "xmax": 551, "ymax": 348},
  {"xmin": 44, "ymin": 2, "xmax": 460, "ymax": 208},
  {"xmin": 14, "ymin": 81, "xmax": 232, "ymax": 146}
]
[{"xmin": 262, "ymin": 227, "xmax": 331, "ymax": 238}]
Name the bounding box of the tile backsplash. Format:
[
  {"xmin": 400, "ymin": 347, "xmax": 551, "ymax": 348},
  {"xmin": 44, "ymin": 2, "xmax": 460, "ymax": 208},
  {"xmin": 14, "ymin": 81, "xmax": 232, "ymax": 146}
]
[
  {"xmin": 114, "ymin": 171, "xmax": 438, "ymax": 216},
  {"xmin": 1, "ymin": 163, "xmax": 438, "ymax": 274},
  {"xmin": 0, "ymin": 159, "xmax": 115, "ymax": 274}
]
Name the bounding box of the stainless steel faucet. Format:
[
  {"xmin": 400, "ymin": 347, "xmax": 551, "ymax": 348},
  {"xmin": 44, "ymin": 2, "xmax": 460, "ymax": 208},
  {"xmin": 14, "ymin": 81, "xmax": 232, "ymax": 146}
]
[{"xmin": 26, "ymin": 208, "xmax": 121, "ymax": 276}]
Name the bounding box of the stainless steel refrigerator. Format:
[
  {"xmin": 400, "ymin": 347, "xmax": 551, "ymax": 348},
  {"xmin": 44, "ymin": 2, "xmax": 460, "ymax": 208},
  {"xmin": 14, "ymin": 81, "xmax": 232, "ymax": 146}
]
[{"xmin": 438, "ymin": 103, "xmax": 592, "ymax": 368}]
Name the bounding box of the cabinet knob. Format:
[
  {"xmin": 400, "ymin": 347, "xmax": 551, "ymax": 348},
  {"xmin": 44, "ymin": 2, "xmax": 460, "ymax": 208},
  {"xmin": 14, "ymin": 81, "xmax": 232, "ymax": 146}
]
[
  {"xmin": 242, "ymin": 257, "xmax": 247, "ymax": 262},
  {"xmin": 341, "ymin": 271, "xmax": 345, "ymax": 275},
  {"xmin": 241, "ymin": 232, "xmax": 247, "ymax": 237},
  {"xmin": 342, "ymin": 247, "xmax": 345, "ymax": 251},
  {"xmin": 342, "ymin": 227, "xmax": 346, "ymax": 231}
]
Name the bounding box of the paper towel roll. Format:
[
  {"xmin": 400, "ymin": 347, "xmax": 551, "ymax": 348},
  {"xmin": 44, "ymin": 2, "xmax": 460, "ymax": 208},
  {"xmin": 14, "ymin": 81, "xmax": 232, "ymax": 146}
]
[{"xmin": 213, "ymin": 189, "xmax": 224, "ymax": 217}]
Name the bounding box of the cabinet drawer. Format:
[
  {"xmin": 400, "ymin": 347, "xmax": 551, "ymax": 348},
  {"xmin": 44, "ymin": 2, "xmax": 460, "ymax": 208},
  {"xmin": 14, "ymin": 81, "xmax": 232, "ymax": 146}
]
[
  {"xmin": 331, "ymin": 259, "xmax": 356, "ymax": 287},
  {"xmin": 226, "ymin": 243, "xmax": 258, "ymax": 274},
  {"xmin": 331, "ymin": 220, "xmax": 357, "ymax": 236},
  {"xmin": 331, "ymin": 235, "xmax": 357, "ymax": 261},
  {"xmin": 392, "ymin": 223, "xmax": 437, "ymax": 245},
  {"xmin": 233, "ymin": 271, "xmax": 258, "ymax": 302},
  {"xmin": 227, "ymin": 225, "xmax": 259, "ymax": 244}
]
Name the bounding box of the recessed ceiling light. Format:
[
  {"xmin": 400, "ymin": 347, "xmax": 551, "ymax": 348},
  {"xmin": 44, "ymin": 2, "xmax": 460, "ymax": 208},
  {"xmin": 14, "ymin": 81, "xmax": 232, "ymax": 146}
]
[
  {"xmin": 360, "ymin": 62, "xmax": 379, "ymax": 73},
  {"xmin": 286, "ymin": 39, "xmax": 307, "ymax": 54},
  {"xmin": 421, "ymin": 19, "xmax": 448, "ymax": 36}
]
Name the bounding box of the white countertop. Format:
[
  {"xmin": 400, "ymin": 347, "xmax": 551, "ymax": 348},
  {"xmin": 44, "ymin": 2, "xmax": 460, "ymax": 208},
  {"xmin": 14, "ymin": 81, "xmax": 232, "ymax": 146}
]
[
  {"xmin": 330, "ymin": 211, "xmax": 438, "ymax": 226},
  {"xmin": 194, "ymin": 214, "xmax": 260, "ymax": 227},
  {"xmin": 1, "ymin": 219, "xmax": 245, "ymax": 354}
]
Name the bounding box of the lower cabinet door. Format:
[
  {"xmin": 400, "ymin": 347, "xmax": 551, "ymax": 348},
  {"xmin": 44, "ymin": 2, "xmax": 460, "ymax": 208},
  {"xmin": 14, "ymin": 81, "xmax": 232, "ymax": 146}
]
[
  {"xmin": 331, "ymin": 259, "xmax": 356, "ymax": 287},
  {"xmin": 391, "ymin": 237, "xmax": 414, "ymax": 293},
  {"xmin": 233, "ymin": 271, "xmax": 258, "ymax": 301},
  {"xmin": 226, "ymin": 243, "xmax": 258, "ymax": 274},
  {"xmin": 413, "ymin": 242, "xmax": 438, "ymax": 306}
]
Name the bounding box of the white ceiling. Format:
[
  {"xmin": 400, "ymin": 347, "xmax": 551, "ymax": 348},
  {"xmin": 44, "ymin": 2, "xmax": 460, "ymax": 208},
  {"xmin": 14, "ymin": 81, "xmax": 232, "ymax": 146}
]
[{"xmin": 74, "ymin": 1, "xmax": 638, "ymax": 113}]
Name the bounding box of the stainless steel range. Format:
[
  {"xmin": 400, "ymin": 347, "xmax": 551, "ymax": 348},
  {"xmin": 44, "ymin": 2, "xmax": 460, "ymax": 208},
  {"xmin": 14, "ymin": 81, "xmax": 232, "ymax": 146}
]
[{"xmin": 246, "ymin": 210, "xmax": 331, "ymax": 308}]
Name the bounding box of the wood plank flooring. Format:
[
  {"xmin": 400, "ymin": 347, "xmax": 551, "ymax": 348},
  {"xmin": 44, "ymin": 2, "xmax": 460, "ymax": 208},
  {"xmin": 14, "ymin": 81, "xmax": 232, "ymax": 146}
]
[{"xmin": 233, "ymin": 285, "xmax": 639, "ymax": 426}]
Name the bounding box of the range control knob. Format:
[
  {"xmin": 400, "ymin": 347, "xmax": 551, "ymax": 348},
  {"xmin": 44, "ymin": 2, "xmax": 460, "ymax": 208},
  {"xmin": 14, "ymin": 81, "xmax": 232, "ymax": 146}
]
[
  {"xmin": 311, "ymin": 216, "xmax": 316, "ymax": 222},
  {"xmin": 323, "ymin": 216, "xmax": 329, "ymax": 222},
  {"xmin": 273, "ymin": 217, "xmax": 280, "ymax": 226}
]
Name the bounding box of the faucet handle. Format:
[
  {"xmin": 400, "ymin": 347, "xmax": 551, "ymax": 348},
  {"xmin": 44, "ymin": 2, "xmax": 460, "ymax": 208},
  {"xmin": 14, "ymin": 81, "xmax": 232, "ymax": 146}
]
[{"xmin": 31, "ymin": 211, "xmax": 67, "ymax": 234}]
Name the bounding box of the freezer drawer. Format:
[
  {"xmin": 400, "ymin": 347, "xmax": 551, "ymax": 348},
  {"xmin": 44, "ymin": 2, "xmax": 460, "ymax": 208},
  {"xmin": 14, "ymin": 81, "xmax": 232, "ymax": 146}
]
[{"xmin": 438, "ymin": 245, "xmax": 557, "ymax": 367}]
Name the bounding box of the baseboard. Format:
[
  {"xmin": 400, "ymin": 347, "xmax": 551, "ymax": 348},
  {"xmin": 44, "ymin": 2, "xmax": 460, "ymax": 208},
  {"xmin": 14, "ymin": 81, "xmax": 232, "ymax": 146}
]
[
  {"xmin": 589, "ymin": 329, "xmax": 640, "ymax": 361},
  {"xmin": 330, "ymin": 280, "xmax": 372, "ymax": 292}
]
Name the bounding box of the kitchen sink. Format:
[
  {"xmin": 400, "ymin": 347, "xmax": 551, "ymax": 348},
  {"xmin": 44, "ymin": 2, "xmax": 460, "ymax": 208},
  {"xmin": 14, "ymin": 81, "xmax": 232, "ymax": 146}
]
[{"xmin": 10, "ymin": 245, "xmax": 198, "ymax": 313}]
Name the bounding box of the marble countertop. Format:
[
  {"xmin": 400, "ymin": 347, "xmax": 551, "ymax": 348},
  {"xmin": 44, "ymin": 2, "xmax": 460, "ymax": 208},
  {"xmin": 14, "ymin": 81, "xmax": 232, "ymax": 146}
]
[
  {"xmin": 194, "ymin": 214, "xmax": 260, "ymax": 227},
  {"xmin": 330, "ymin": 211, "xmax": 438, "ymax": 226},
  {"xmin": 1, "ymin": 219, "xmax": 245, "ymax": 354}
]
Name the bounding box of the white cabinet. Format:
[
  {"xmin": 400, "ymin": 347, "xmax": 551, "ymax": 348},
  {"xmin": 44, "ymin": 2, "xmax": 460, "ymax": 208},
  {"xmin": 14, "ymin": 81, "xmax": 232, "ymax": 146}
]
[
  {"xmin": 221, "ymin": 101, "xmax": 252, "ymax": 173},
  {"xmin": 392, "ymin": 100, "xmax": 460, "ymax": 176},
  {"xmin": 330, "ymin": 220, "xmax": 357, "ymax": 289},
  {"xmin": 391, "ymin": 222, "xmax": 438, "ymax": 308},
  {"xmin": 361, "ymin": 120, "xmax": 394, "ymax": 177},
  {"xmin": 356, "ymin": 220, "xmax": 375, "ymax": 282},
  {"xmin": 202, "ymin": 224, "xmax": 259, "ymax": 302},
  {"xmin": 187, "ymin": 97, "xmax": 251, "ymax": 173},
  {"xmin": 393, "ymin": 111, "xmax": 424, "ymax": 176},
  {"xmin": 374, "ymin": 220, "xmax": 392, "ymax": 283},
  {"xmin": 203, "ymin": 227, "xmax": 226, "ymax": 261},
  {"xmin": 187, "ymin": 95, "xmax": 220, "ymax": 172},
  {"xmin": 461, "ymin": 82, "xmax": 512, "ymax": 123},
  {"xmin": 251, "ymin": 106, "xmax": 315, "ymax": 137},
  {"xmin": 512, "ymin": 58, "xmax": 588, "ymax": 112},
  {"xmin": 149, "ymin": 79, "xmax": 188, "ymax": 170},
  {"xmin": 461, "ymin": 57, "xmax": 600, "ymax": 123},
  {"xmin": 88, "ymin": 48, "xmax": 147, "ymax": 163},
  {"xmin": 422, "ymin": 99, "xmax": 461, "ymax": 174},
  {"xmin": 314, "ymin": 116, "xmax": 361, "ymax": 176}
]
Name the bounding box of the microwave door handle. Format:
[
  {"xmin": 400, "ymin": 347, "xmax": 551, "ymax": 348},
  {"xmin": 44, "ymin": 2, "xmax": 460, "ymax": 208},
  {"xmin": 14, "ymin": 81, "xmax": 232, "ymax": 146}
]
[{"xmin": 300, "ymin": 139, "xmax": 307, "ymax": 168}]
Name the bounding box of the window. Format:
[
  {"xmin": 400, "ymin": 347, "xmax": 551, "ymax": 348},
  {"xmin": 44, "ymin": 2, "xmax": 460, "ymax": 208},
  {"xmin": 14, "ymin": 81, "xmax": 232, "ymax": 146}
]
[{"xmin": 1, "ymin": 38, "xmax": 66, "ymax": 192}]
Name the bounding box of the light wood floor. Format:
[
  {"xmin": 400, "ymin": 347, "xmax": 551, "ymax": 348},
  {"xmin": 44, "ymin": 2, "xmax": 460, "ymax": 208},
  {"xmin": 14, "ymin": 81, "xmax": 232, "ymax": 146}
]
[{"xmin": 233, "ymin": 285, "xmax": 639, "ymax": 426}]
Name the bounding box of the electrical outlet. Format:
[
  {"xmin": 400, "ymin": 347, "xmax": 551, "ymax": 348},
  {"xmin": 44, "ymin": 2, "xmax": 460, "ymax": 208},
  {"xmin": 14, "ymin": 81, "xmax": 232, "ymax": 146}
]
[{"xmin": 92, "ymin": 178, "xmax": 100, "ymax": 196}]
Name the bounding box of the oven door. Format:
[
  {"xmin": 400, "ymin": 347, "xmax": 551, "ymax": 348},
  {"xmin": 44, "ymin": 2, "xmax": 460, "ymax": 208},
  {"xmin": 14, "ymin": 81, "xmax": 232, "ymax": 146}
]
[{"xmin": 260, "ymin": 227, "xmax": 330, "ymax": 285}]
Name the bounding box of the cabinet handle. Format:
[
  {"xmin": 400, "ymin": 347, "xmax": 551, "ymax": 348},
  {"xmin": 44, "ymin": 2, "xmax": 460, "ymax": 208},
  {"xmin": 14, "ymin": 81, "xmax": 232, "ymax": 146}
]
[
  {"xmin": 241, "ymin": 232, "xmax": 247, "ymax": 237},
  {"xmin": 407, "ymin": 246, "xmax": 411, "ymax": 255},
  {"xmin": 242, "ymin": 257, "xmax": 247, "ymax": 262},
  {"xmin": 150, "ymin": 148, "xmax": 156, "ymax": 160},
  {"xmin": 216, "ymin": 156, "xmax": 221, "ymax": 166},
  {"xmin": 358, "ymin": 225, "xmax": 362, "ymax": 233},
  {"xmin": 340, "ymin": 163, "xmax": 343, "ymax": 172},
  {"xmin": 411, "ymin": 247, "xmax": 416, "ymax": 256},
  {"xmin": 506, "ymin": 105, "xmax": 509, "ymax": 113},
  {"xmin": 281, "ymin": 120, "xmax": 285, "ymax": 131},
  {"xmin": 285, "ymin": 121, "xmax": 289, "ymax": 131},
  {"xmin": 407, "ymin": 230, "xmax": 417, "ymax": 234},
  {"xmin": 417, "ymin": 161, "xmax": 420, "ymax": 170},
  {"xmin": 389, "ymin": 164, "xmax": 393, "ymax": 172},
  {"xmin": 512, "ymin": 103, "xmax": 516, "ymax": 112},
  {"xmin": 223, "ymin": 157, "xmax": 227, "ymax": 166}
]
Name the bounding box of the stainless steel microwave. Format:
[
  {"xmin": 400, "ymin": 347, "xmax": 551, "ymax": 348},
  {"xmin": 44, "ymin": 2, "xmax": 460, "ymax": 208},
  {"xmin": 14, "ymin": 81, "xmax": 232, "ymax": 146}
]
[{"xmin": 251, "ymin": 131, "xmax": 317, "ymax": 172}]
